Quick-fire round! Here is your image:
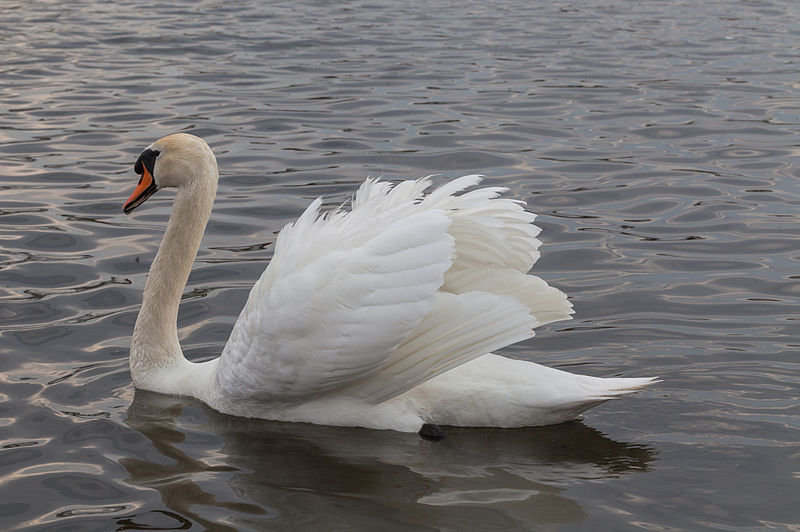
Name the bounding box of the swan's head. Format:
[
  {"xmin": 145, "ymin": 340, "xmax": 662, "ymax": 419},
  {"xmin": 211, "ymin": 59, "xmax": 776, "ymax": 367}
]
[{"xmin": 123, "ymin": 133, "xmax": 218, "ymax": 214}]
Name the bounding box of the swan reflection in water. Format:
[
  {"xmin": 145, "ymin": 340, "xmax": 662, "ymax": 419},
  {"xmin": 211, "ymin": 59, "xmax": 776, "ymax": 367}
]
[{"xmin": 120, "ymin": 389, "xmax": 656, "ymax": 530}]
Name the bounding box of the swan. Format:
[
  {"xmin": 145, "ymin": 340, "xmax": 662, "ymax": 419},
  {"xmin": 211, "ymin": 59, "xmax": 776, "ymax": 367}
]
[{"xmin": 122, "ymin": 133, "xmax": 657, "ymax": 434}]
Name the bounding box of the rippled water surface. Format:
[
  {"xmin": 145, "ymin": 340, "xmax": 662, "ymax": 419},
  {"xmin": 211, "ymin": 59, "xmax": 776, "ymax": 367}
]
[{"xmin": 2, "ymin": 0, "xmax": 799, "ymax": 530}]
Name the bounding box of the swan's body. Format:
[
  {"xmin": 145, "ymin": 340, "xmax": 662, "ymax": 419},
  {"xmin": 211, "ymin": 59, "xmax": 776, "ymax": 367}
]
[{"xmin": 124, "ymin": 133, "xmax": 656, "ymax": 433}]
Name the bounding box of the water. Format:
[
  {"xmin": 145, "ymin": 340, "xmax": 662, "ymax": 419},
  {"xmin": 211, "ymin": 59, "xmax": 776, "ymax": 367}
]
[{"xmin": 1, "ymin": 0, "xmax": 798, "ymax": 529}]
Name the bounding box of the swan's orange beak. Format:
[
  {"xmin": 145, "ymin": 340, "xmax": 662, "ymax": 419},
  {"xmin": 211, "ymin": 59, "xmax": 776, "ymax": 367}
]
[{"xmin": 123, "ymin": 165, "xmax": 158, "ymax": 214}]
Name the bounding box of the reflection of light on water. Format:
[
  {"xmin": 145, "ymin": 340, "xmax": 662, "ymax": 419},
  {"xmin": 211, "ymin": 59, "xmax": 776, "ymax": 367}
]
[
  {"xmin": 417, "ymin": 484, "xmax": 591, "ymax": 527},
  {"xmin": 5, "ymin": 461, "xmax": 104, "ymax": 481},
  {"xmin": 420, "ymin": 487, "xmax": 539, "ymax": 505},
  {"xmin": 22, "ymin": 503, "xmax": 142, "ymax": 530}
]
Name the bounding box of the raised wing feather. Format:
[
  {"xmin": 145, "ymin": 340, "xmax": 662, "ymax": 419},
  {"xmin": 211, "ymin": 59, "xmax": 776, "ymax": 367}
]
[
  {"xmin": 217, "ymin": 186, "xmax": 454, "ymax": 402},
  {"xmin": 445, "ymin": 268, "xmax": 574, "ymax": 326},
  {"xmin": 341, "ymin": 291, "xmax": 538, "ymax": 402},
  {"xmin": 422, "ymin": 174, "xmax": 543, "ymax": 273},
  {"xmin": 216, "ymin": 175, "xmax": 570, "ymax": 406}
]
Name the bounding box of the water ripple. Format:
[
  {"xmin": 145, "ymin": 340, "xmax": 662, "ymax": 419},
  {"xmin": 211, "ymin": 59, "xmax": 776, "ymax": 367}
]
[{"xmin": 1, "ymin": 0, "xmax": 798, "ymax": 530}]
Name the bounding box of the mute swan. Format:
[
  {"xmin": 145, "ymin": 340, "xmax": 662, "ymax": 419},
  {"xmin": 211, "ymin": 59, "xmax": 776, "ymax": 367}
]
[{"xmin": 123, "ymin": 133, "xmax": 656, "ymax": 434}]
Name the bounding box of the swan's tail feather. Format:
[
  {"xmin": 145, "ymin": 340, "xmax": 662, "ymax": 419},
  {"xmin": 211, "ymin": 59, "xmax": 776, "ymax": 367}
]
[
  {"xmin": 604, "ymin": 376, "xmax": 661, "ymax": 395},
  {"xmin": 571, "ymin": 375, "xmax": 660, "ymax": 400},
  {"xmin": 523, "ymin": 373, "xmax": 660, "ymax": 425},
  {"xmin": 547, "ymin": 375, "xmax": 660, "ymax": 420},
  {"xmin": 410, "ymin": 355, "xmax": 659, "ymax": 428}
]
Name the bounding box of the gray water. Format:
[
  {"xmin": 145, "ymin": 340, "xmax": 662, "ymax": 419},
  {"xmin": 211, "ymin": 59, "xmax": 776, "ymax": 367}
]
[{"xmin": 1, "ymin": 0, "xmax": 799, "ymax": 530}]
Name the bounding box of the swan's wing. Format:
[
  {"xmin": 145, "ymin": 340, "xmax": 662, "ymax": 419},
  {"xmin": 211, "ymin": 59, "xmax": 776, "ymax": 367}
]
[
  {"xmin": 216, "ymin": 182, "xmax": 454, "ymax": 402},
  {"xmin": 340, "ymin": 290, "xmax": 538, "ymax": 402},
  {"xmin": 336, "ymin": 177, "xmax": 571, "ymax": 402},
  {"xmin": 217, "ymin": 175, "xmax": 570, "ymax": 406},
  {"xmin": 430, "ymin": 175, "xmax": 574, "ymax": 325},
  {"xmin": 422, "ymin": 175, "xmax": 543, "ymax": 273},
  {"xmin": 445, "ymin": 268, "xmax": 574, "ymax": 326}
]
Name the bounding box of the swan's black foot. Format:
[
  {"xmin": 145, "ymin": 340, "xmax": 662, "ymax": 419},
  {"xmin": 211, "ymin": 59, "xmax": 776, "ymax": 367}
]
[{"xmin": 419, "ymin": 423, "xmax": 445, "ymax": 441}]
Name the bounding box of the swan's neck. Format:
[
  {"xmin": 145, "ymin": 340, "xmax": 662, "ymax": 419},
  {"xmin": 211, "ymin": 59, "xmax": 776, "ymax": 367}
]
[{"xmin": 130, "ymin": 177, "xmax": 217, "ymax": 393}]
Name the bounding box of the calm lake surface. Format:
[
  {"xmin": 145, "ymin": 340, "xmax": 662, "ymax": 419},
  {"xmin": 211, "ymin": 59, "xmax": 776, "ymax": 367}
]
[{"xmin": 1, "ymin": 0, "xmax": 799, "ymax": 530}]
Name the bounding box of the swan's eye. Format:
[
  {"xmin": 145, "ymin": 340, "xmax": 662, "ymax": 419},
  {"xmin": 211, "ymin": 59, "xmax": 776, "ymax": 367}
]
[{"xmin": 134, "ymin": 148, "xmax": 161, "ymax": 176}]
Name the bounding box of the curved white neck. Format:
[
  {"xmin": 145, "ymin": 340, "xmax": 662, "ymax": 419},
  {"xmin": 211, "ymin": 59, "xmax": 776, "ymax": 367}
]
[{"xmin": 129, "ymin": 176, "xmax": 218, "ymax": 392}]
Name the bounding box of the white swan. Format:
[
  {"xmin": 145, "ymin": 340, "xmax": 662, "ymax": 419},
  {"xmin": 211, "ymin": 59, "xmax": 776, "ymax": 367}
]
[{"xmin": 123, "ymin": 133, "xmax": 656, "ymax": 434}]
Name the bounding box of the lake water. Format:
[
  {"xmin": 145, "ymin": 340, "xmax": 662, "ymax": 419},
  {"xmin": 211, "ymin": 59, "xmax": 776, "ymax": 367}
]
[{"xmin": 1, "ymin": 0, "xmax": 798, "ymax": 530}]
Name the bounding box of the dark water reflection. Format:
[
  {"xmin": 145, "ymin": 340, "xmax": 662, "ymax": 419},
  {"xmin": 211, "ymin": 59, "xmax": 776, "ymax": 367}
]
[
  {"xmin": 1, "ymin": 0, "xmax": 799, "ymax": 529},
  {"xmin": 118, "ymin": 391, "xmax": 654, "ymax": 531}
]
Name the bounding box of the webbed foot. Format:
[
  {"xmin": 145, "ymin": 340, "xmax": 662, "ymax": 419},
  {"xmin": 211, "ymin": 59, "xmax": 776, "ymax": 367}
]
[{"xmin": 419, "ymin": 423, "xmax": 445, "ymax": 441}]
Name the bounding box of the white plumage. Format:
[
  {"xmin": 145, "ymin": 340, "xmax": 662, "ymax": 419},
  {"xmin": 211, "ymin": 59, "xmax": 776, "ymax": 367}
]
[{"xmin": 124, "ymin": 133, "xmax": 657, "ymax": 433}]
